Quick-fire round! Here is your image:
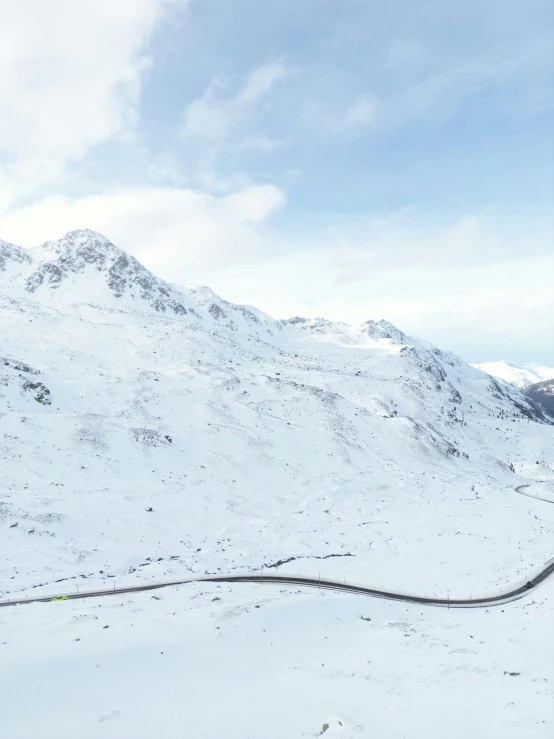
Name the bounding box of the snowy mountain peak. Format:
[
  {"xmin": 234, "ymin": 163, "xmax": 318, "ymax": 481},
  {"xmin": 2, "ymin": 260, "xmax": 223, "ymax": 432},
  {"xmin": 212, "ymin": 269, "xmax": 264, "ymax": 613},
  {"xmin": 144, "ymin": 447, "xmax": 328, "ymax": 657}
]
[
  {"xmin": 0, "ymin": 238, "xmax": 32, "ymax": 272},
  {"xmin": 29, "ymin": 228, "xmax": 143, "ymax": 287},
  {"xmin": 280, "ymin": 316, "xmax": 349, "ymax": 334},
  {"xmin": 362, "ymin": 319, "xmax": 408, "ymax": 344},
  {"xmin": 27, "ymin": 229, "xmax": 126, "ymax": 291},
  {"xmin": 0, "ymin": 229, "xmax": 190, "ymax": 316},
  {"xmin": 37, "ymin": 228, "xmax": 113, "ymax": 257}
]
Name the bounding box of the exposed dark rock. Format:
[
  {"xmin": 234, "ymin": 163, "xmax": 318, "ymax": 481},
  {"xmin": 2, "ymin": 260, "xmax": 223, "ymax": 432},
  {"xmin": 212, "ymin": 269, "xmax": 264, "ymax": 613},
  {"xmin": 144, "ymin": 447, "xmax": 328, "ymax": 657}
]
[
  {"xmin": 2, "ymin": 357, "xmax": 40, "ymax": 375},
  {"xmin": 0, "ymin": 240, "xmax": 32, "ymax": 271},
  {"xmin": 22, "ymin": 380, "xmax": 51, "ymax": 405},
  {"xmin": 524, "ymin": 379, "xmax": 554, "ymax": 417},
  {"xmin": 131, "ymin": 428, "xmax": 173, "ymax": 448},
  {"xmin": 209, "ymin": 303, "xmax": 227, "ymax": 320}
]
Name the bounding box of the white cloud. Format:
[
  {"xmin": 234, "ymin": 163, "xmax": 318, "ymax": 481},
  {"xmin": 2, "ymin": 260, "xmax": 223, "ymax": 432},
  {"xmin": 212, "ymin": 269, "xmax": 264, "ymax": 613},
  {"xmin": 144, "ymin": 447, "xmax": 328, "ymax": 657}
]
[
  {"xmin": 0, "ymin": 0, "xmax": 188, "ymax": 205},
  {"xmin": 181, "ymin": 59, "xmax": 287, "ymax": 192},
  {"xmin": 343, "ymin": 95, "xmax": 378, "ymax": 127},
  {"xmin": 237, "ymin": 61, "xmax": 288, "ymax": 105},
  {"xmin": 182, "ymin": 59, "xmax": 287, "ymax": 143},
  {"xmin": 181, "ymin": 79, "xmax": 231, "ymax": 141},
  {"xmin": 237, "ymin": 135, "xmax": 285, "ymax": 153},
  {"xmin": 303, "ymin": 93, "xmax": 378, "ymax": 135}
]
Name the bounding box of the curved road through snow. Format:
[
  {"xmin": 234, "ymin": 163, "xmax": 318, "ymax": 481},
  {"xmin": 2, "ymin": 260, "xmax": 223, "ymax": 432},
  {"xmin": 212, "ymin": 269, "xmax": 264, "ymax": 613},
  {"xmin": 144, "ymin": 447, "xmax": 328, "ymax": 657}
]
[
  {"xmin": 2, "ymin": 558, "xmax": 554, "ymax": 610},
  {"xmin": 2, "ymin": 487, "xmax": 553, "ymax": 610},
  {"xmin": 515, "ymin": 483, "xmax": 554, "ymax": 503}
]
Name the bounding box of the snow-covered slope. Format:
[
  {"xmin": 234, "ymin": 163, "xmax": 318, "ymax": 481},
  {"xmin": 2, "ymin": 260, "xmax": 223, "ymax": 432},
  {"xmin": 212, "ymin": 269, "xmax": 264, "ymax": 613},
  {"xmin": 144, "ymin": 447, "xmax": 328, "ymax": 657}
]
[
  {"xmin": 1, "ymin": 228, "xmax": 553, "ymax": 596},
  {"xmin": 2, "ymin": 229, "xmax": 554, "ymax": 739},
  {"xmin": 473, "ymin": 359, "xmax": 554, "ymax": 389},
  {"xmin": 3, "ymin": 579, "xmax": 553, "ymax": 739}
]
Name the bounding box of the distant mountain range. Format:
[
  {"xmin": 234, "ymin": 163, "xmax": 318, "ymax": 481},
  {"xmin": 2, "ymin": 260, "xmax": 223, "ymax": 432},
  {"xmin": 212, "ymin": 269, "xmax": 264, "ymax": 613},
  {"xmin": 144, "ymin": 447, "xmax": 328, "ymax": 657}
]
[{"xmin": 472, "ymin": 359, "xmax": 554, "ymax": 390}]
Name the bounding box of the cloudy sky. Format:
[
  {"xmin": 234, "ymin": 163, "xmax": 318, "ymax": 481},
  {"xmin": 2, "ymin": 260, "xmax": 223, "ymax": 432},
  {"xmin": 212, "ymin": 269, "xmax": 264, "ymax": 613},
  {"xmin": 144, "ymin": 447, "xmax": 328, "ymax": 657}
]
[{"xmin": 0, "ymin": 0, "xmax": 552, "ymax": 363}]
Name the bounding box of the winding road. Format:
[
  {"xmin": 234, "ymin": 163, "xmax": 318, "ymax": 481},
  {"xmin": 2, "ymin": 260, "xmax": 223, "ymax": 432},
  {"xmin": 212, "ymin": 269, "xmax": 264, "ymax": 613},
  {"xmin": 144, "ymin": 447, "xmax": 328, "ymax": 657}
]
[
  {"xmin": 515, "ymin": 483, "xmax": 554, "ymax": 503},
  {"xmin": 2, "ymin": 558, "xmax": 554, "ymax": 610},
  {"xmin": 2, "ymin": 485, "xmax": 553, "ymax": 611}
]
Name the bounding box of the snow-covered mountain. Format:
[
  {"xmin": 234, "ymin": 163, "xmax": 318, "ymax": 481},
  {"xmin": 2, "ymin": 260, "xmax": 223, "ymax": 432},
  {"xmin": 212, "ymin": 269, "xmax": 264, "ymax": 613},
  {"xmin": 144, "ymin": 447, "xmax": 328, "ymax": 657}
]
[
  {"xmin": 2, "ymin": 229, "xmax": 554, "ymax": 739},
  {"xmin": 525, "ymin": 379, "xmax": 554, "ymax": 416},
  {"xmin": 1, "ymin": 229, "xmax": 553, "ymax": 598},
  {"xmin": 472, "ymin": 359, "xmax": 554, "ymax": 390}
]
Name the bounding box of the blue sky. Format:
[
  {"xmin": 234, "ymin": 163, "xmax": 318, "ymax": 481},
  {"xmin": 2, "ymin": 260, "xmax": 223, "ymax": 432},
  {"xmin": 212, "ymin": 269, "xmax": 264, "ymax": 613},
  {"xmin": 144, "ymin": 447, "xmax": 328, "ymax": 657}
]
[
  {"xmin": 143, "ymin": 0, "xmax": 554, "ymax": 214},
  {"xmin": 0, "ymin": 0, "xmax": 553, "ymax": 363}
]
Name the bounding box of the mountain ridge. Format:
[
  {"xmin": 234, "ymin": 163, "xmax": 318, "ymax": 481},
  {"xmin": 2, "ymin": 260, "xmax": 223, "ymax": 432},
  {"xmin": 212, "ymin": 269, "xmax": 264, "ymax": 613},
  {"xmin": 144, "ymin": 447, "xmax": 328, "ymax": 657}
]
[
  {"xmin": 1, "ymin": 228, "xmax": 551, "ymax": 430},
  {"xmin": 0, "ymin": 229, "xmax": 519, "ymax": 366},
  {"xmin": 0, "ymin": 228, "xmax": 452, "ymax": 347}
]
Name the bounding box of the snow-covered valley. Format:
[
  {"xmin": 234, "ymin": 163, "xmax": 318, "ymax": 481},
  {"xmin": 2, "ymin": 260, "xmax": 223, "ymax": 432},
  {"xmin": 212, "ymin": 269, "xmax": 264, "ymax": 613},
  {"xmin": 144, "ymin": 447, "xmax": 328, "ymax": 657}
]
[{"xmin": 1, "ymin": 230, "xmax": 553, "ymax": 738}]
